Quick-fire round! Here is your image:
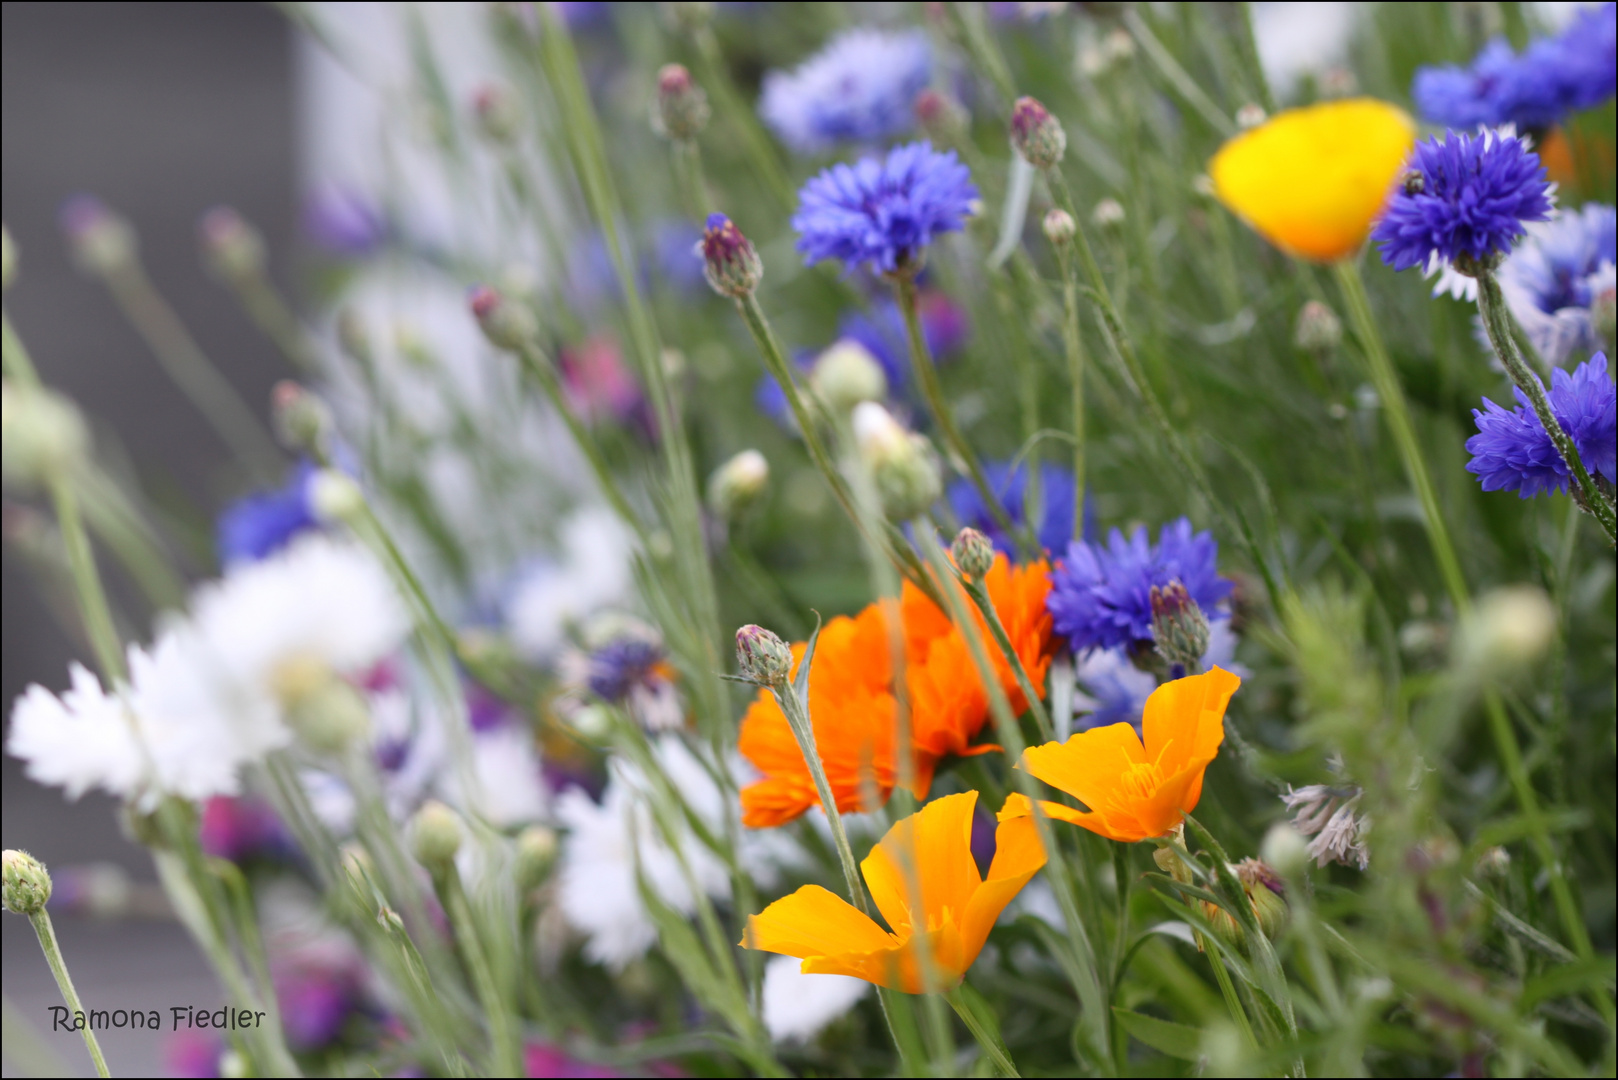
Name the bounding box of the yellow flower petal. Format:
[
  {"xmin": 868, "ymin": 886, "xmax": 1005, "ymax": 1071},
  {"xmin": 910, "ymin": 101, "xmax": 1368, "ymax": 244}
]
[{"xmin": 1210, "ymin": 98, "xmax": 1415, "ymax": 262}]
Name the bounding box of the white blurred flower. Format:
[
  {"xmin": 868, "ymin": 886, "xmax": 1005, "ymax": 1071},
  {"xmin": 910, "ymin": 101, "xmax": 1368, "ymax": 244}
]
[
  {"xmin": 8, "ymin": 664, "xmax": 145, "ymax": 801},
  {"xmin": 761, "ymin": 955, "xmax": 869, "ymax": 1042},
  {"xmin": 449, "ymin": 723, "xmax": 549, "ymax": 828},
  {"xmin": 506, "ymin": 507, "xmax": 636, "ymax": 660}
]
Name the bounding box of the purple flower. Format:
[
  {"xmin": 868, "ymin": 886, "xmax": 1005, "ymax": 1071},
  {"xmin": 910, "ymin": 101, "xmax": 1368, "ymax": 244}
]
[
  {"xmin": 1498, "ymin": 203, "xmax": 1616, "ymax": 365},
  {"xmin": 1465, "ymin": 352, "xmax": 1617, "ymax": 497},
  {"xmin": 946, "ymin": 461, "xmax": 1087, "ymax": 556},
  {"xmin": 793, "ymin": 141, "xmax": 977, "ymax": 274},
  {"xmin": 301, "ymin": 187, "xmax": 387, "ymax": 256},
  {"xmin": 759, "ymin": 28, "xmax": 931, "ymax": 154},
  {"xmin": 1372, "ymin": 129, "xmax": 1553, "ymax": 273},
  {"xmin": 275, "ymin": 954, "xmax": 365, "ymax": 1051},
  {"xmin": 1047, "ymin": 518, "xmax": 1233, "ymax": 654},
  {"xmin": 199, "ymin": 795, "xmax": 295, "ymax": 864},
  {"xmin": 1556, "ymin": 3, "xmax": 1618, "ymax": 112},
  {"xmin": 217, "ymin": 462, "xmax": 321, "ymax": 564},
  {"xmin": 166, "ymin": 1031, "xmax": 225, "ymax": 1078}
]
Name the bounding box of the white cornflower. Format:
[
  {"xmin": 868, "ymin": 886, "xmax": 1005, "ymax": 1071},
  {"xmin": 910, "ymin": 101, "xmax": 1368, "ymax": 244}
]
[
  {"xmin": 8, "ymin": 664, "xmax": 146, "ymax": 801},
  {"xmin": 761, "ymin": 955, "xmax": 869, "ymax": 1043},
  {"xmin": 505, "ymin": 506, "xmax": 636, "ymax": 660}
]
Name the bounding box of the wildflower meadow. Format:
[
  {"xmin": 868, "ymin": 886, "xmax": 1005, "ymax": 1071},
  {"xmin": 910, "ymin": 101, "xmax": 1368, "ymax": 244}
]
[{"xmin": 3, "ymin": 3, "xmax": 1616, "ymax": 1077}]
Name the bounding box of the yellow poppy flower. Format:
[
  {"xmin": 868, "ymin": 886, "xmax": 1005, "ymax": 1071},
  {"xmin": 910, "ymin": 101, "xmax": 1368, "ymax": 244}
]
[
  {"xmin": 1001, "ymin": 667, "xmax": 1241, "ymax": 842},
  {"xmin": 742, "ymin": 791, "xmax": 1046, "ymax": 992},
  {"xmin": 1209, "ymin": 98, "xmax": 1415, "ymax": 262}
]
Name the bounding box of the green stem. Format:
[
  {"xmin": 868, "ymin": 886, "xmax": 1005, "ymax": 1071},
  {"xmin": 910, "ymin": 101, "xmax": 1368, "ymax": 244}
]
[
  {"xmin": 435, "ymin": 866, "xmax": 522, "ymax": 1077},
  {"xmin": 47, "ymin": 478, "xmax": 125, "ymax": 684},
  {"xmin": 102, "ymin": 263, "xmax": 283, "ymax": 481},
  {"xmin": 689, "ymin": 26, "xmax": 795, "ymax": 211},
  {"xmin": 670, "ymin": 138, "xmax": 712, "ymax": 219},
  {"xmin": 1121, "ymin": 8, "xmax": 1235, "ymax": 136},
  {"xmin": 944, "ymin": 985, "xmax": 1021, "ymax": 1077},
  {"xmin": 1474, "ymin": 268, "xmax": 1616, "ymax": 541},
  {"xmin": 27, "ymin": 910, "xmax": 110, "ymax": 1077},
  {"xmin": 961, "ymin": 576, "xmax": 1055, "ymax": 744},
  {"xmin": 1204, "ymin": 941, "xmax": 1259, "ymax": 1049},
  {"xmin": 1056, "ymin": 249, "xmax": 1088, "ymax": 541},
  {"xmin": 893, "ymin": 273, "xmax": 1022, "ymax": 549},
  {"xmin": 2, "ymin": 309, "xmax": 41, "ymax": 384},
  {"xmin": 1233, "ymin": 2, "xmax": 1277, "ymax": 113}
]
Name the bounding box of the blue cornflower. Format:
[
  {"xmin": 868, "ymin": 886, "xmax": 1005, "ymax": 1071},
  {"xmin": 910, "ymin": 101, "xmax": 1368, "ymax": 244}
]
[
  {"xmin": 1465, "ymin": 352, "xmax": 1617, "ymax": 497},
  {"xmin": 581, "ymin": 635, "xmax": 682, "ymax": 731},
  {"xmin": 217, "ymin": 462, "xmax": 321, "ymax": 564},
  {"xmin": 793, "ymin": 142, "xmax": 977, "ymax": 275},
  {"xmin": 946, "ymin": 462, "xmax": 1087, "ymax": 556},
  {"xmin": 1556, "ymin": 3, "xmax": 1618, "ymax": 112},
  {"xmin": 1047, "ymin": 518, "xmax": 1233, "ymax": 654},
  {"xmin": 1071, "ymin": 619, "xmax": 1243, "ymax": 732},
  {"xmin": 759, "ymin": 28, "xmax": 931, "ymax": 155},
  {"xmin": 1499, "ymin": 203, "xmax": 1616, "ymax": 365},
  {"xmin": 1372, "ymin": 129, "xmax": 1553, "ymax": 273}
]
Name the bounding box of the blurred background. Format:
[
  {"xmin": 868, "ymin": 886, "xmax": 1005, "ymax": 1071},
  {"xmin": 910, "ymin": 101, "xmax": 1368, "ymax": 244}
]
[{"xmin": 3, "ymin": 4, "xmax": 294, "ymax": 1074}]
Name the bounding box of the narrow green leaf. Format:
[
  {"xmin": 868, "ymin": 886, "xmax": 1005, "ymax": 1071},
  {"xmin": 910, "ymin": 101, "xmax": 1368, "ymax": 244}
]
[{"xmin": 1112, "ymin": 1007, "xmax": 1205, "ymax": 1061}]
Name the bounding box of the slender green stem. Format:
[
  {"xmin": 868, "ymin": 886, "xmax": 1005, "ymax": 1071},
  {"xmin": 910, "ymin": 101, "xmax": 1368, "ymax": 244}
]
[
  {"xmin": 670, "ymin": 138, "xmax": 712, "ymax": 219},
  {"xmin": 945, "ymin": 985, "xmax": 1021, "ymax": 1077},
  {"xmin": 689, "ymin": 26, "xmax": 794, "ymax": 211},
  {"xmin": 893, "ymin": 273, "xmax": 1022, "ymax": 548},
  {"xmin": 1234, "ymin": 2, "xmax": 1277, "ymax": 113},
  {"xmin": 3, "ymin": 309, "xmax": 42, "ymax": 385},
  {"xmin": 214, "ymin": 267, "xmax": 320, "ymax": 373},
  {"xmin": 102, "ymin": 264, "xmax": 283, "ymax": 481},
  {"xmin": 47, "ymin": 478, "xmax": 125, "ymax": 684},
  {"xmin": 768, "ymin": 678, "xmax": 871, "ymax": 915},
  {"xmin": 435, "ymin": 865, "xmax": 522, "ymax": 1077},
  {"xmin": 961, "ymin": 575, "xmax": 1055, "ymax": 744},
  {"xmin": 1055, "ymin": 248, "xmax": 1088, "ymax": 541},
  {"xmin": 1204, "ymin": 941, "xmax": 1259, "ymax": 1048},
  {"xmin": 1121, "ymin": 8, "xmax": 1235, "ymax": 136},
  {"xmin": 27, "ymin": 910, "xmax": 110, "ymax": 1077},
  {"xmin": 1474, "ymin": 268, "xmax": 1616, "ymax": 541}
]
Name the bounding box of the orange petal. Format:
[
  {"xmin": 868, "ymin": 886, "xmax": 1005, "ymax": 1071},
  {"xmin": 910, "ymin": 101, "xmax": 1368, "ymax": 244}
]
[
  {"xmin": 1141, "ymin": 667, "xmax": 1239, "ymax": 776},
  {"xmin": 803, "ymin": 923, "xmax": 968, "ymax": 993},
  {"xmin": 998, "ymin": 790, "xmax": 1132, "ymax": 840},
  {"xmin": 1019, "ymin": 723, "xmax": 1146, "ymax": 806},
  {"xmin": 743, "ymin": 884, "xmax": 894, "ymax": 959},
  {"xmin": 1134, "ymin": 758, "xmax": 1210, "ymax": 839},
  {"xmin": 862, "ymin": 792, "xmax": 980, "ymax": 937},
  {"xmin": 959, "ymin": 810, "xmax": 1048, "ymax": 961}
]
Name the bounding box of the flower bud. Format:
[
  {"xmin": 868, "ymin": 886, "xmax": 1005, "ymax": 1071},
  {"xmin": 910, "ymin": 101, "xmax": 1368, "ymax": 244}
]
[
  {"xmin": 2, "ymin": 381, "xmax": 90, "ymax": 489},
  {"xmin": 707, "ymin": 449, "xmax": 769, "ymax": 520},
  {"xmin": 513, "ymin": 825, "xmax": 559, "ymax": 892},
  {"xmin": 1076, "ymin": 26, "xmax": 1135, "ymax": 78},
  {"xmin": 1474, "ymin": 845, "xmax": 1511, "ymax": 877},
  {"xmin": 271, "ymin": 657, "xmax": 371, "ymax": 753},
  {"xmin": 951, "ymin": 527, "xmax": 995, "ymax": 579},
  {"xmin": 1235, "ymin": 103, "xmax": 1267, "ymax": 129},
  {"xmin": 810, "ymin": 338, "xmax": 887, "ymax": 412},
  {"xmin": 469, "ymin": 284, "xmax": 539, "ymax": 351},
  {"xmin": 60, "ymin": 195, "xmax": 135, "ymax": 275},
  {"xmin": 914, "ymin": 88, "xmax": 969, "ymax": 145},
  {"xmin": 1010, "ymin": 96, "xmax": 1066, "ymax": 169},
  {"xmin": 1293, "ymin": 299, "xmax": 1343, "ymax": 353},
  {"xmin": 335, "ymin": 306, "xmax": 372, "ymax": 365},
  {"xmin": 701, "ymin": 214, "xmax": 762, "ymax": 299},
  {"xmin": 339, "ymin": 843, "xmax": 374, "ymax": 887},
  {"xmin": 654, "ymin": 64, "xmax": 710, "ymax": 141},
  {"xmin": 1259, "ymin": 823, "xmax": 1310, "ymax": 880},
  {"xmin": 1457, "ymin": 585, "xmax": 1556, "ymax": 673},
  {"xmin": 473, "ymin": 83, "xmax": 521, "ymax": 143},
  {"xmin": 1235, "ymin": 858, "xmax": 1287, "ymax": 939},
  {"xmin": 1091, "ymin": 198, "xmax": 1125, "ymax": 230},
  {"xmin": 410, "ymin": 800, "xmax": 463, "ymax": 868},
  {"xmin": 852, "ymin": 401, "xmax": 942, "ymax": 521},
  {"xmin": 308, "ymin": 469, "xmax": 365, "ymax": 524},
  {"xmin": 1042, "ymin": 208, "xmax": 1076, "ymax": 247},
  {"xmin": 198, "ymin": 207, "xmax": 265, "ymax": 282},
  {"xmin": 1150, "ymin": 580, "xmax": 1210, "ymax": 672},
  {"xmin": 376, "ymin": 905, "xmax": 406, "ymax": 934},
  {"xmin": 1591, "ymin": 286, "xmax": 1615, "ymax": 353},
  {"xmin": 2, "ymin": 849, "xmax": 52, "ymax": 915},
  {"xmin": 2, "ymin": 224, "xmax": 16, "ymax": 291},
  {"xmin": 271, "ymin": 381, "xmax": 333, "ymax": 457},
  {"xmin": 736, "ymin": 624, "xmax": 793, "ymax": 686}
]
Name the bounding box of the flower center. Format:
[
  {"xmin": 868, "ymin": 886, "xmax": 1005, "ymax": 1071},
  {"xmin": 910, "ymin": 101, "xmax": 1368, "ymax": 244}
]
[{"xmin": 1121, "ymin": 761, "xmax": 1163, "ymax": 803}]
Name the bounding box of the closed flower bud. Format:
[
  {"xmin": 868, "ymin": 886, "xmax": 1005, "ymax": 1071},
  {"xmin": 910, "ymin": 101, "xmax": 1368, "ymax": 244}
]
[
  {"xmin": 701, "ymin": 214, "xmax": 762, "ymax": 299},
  {"xmin": 2, "ymin": 382, "xmax": 89, "ymax": 489},
  {"xmin": 473, "ymin": 83, "xmax": 521, "ymax": 143},
  {"xmin": 654, "ymin": 64, "xmax": 710, "ymax": 141},
  {"xmin": 1150, "ymin": 580, "xmax": 1211, "ymax": 672},
  {"xmin": 1260, "ymin": 823, "xmax": 1310, "ymax": 879},
  {"xmin": 376, "ymin": 905, "xmax": 406, "ymax": 933},
  {"xmin": 1592, "ymin": 287, "xmax": 1615, "ymax": 352},
  {"xmin": 308, "ymin": 468, "xmax": 365, "ymax": 524},
  {"xmin": 2, "ymin": 849, "xmax": 52, "ymax": 915},
  {"xmin": 951, "ymin": 526, "xmax": 995, "ymax": 579},
  {"xmin": 272, "ymin": 658, "xmax": 371, "ymax": 753},
  {"xmin": 1010, "ymin": 96, "xmax": 1066, "ymax": 169},
  {"xmin": 707, "ymin": 449, "xmax": 769, "ymax": 520},
  {"xmin": 1457, "ymin": 585, "xmax": 1556, "ymax": 672},
  {"xmin": 1042, "ymin": 208, "xmax": 1076, "ymax": 247},
  {"xmin": 469, "ymin": 284, "xmax": 539, "ymax": 351},
  {"xmin": 2, "ymin": 224, "xmax": 16, "ymax": 291},
  {"xmin": 60, "ymin": 195, "xmax": 135, "ymax": 276},
  {"xmin": 914, "ymin": 88, "xmax": 969, "ymax": 144},
  {"xmin": 1236, "ymin": 858, "xmax": 1287, "ymax": 938},
  {"xmin": 736, "ymin": 624, "xmax": 793, "ymax": 685},
  {"xmin": 1091, "ymin": 198, "xmax": 1125, "ymax": 230},
  {"xmin": 513, "ymin": 825, "xmax": 559, "ymax": 892},
  {"xmin": 852, "ymin": 401, "xmax": 942, "ymax": 521},
  {"xmin": 1293, "ymin": 299, "xmax": 1343, "ymax": 353},
  {"xmin": 198, "ymin": 207, "xmax": 265, "ymax": 281},
  {"xmin": 410, "ymin": 800, "xmax": 463, "ymax": 868},
  {"xmin": 1474, "ymin": 845, "xmax": 1511, "ymax": 877},
  {"xmin": 810, "ymin": 338, "xmax": 887, "ymax": 412},
  {"xmin": 1235, "ymin": 103, "xmax": 1267, "ymax": 129},
  {"xmin": 271, "ymin": 381, "xmax": 334, "ymax": 457}
]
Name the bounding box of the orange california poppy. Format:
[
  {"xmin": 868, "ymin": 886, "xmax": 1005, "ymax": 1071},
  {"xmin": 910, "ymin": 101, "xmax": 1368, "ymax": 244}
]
[
  {"xmin": 738, "ymin": 555, "xmax": 1054, "ymax": 828},
  {"xmin": 1209, "ymin": 98, "xmax": 1415, "ymax": 262},
  {"xmin": 742, "ymin": 791, "xmax": 1047, "ymax": 992},
  {"xmin": 1001, "ymin": 667, "xmax": 1241, "ymax": 842}
]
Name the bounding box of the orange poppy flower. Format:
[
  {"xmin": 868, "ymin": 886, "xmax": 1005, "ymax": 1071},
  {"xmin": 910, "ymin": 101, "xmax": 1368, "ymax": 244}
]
[
  {"xmin": 1209, "ymin": 98, "xmax": 1415, "ymax": 262},
  {"xmin": 738, "ymin": 555, "xmax": 1054, "ymax": 828},
  {"xmin": 1000, "ymin": 667, "xmax": 1241, "ymax": 842},
  {"xmin": 742, "ymin": 791, "xmax": 1047, "ymax": 992}
]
